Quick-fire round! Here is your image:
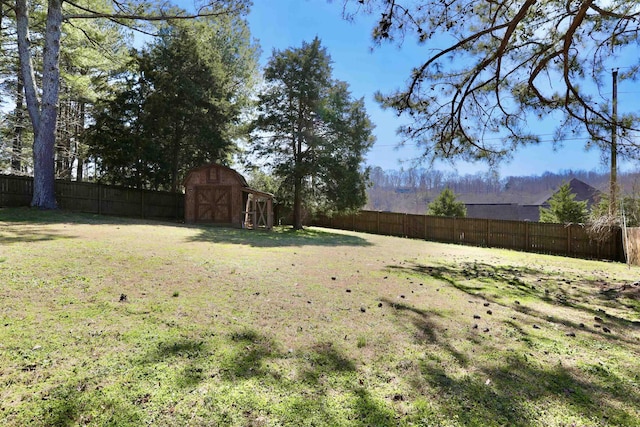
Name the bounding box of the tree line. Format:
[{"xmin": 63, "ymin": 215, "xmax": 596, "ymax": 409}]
[
  {"xmin": 367, "ymin": 167, "xmax": 640, "ymax": 215},
  {"xmin": 423, "ymin": 181, "xmax": 640, "ymax": 227},
  {"xmin": 369, "ymin": 167, "xmax": 640, "ymax": 195},
  {"xmin": 1, "ymin": 0, "xmax": 639, "ymax": 228},
  {"xmin": 0, "ymin": 1, "xmax": 372, "ymax": 228}
]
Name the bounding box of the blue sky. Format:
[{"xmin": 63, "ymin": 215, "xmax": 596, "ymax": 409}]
[{"xmin": 246, "ymin": 0, "xmax": 635, "ymax": 177}]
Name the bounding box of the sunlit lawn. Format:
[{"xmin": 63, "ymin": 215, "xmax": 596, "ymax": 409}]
[{"xmin": 1, "ymin": 207, "xmax": 639, "ymax": 426}]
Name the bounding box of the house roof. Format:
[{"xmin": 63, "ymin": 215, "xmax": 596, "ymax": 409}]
[
  {"xmin": 463, "ymin": 178, "xmax": 603, "ymax": 221},
  {"xmin": 535, "ymin": 178, "xmax": 602, "ymax": 207}
]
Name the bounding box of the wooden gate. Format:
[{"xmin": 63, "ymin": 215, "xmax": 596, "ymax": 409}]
[{"xmin": 195, "ymin": 185, "xmax": 231, "ymax": 223}]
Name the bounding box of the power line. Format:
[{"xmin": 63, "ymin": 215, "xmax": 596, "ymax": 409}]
[{"xmin": 368, "ymin": 135, "xmax": 614, "ymax": 150}]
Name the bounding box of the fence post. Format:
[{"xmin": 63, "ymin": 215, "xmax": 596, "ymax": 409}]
[
  {"xmin": 424, "ymin": 214, "xmax": 428, "ymax": 240},
  {"xmin": 98, "ymin": 183, "xmax": 102, "ymax": 215},
  {"xmin": 352, "ymin": 212, "xmax": 356, "ymax": 231},
  {"xmin": 403, "ymin": 213, "xmax": 407, "ymax": 237},
  {"xmin": 486, "ymin": 218, "xmax": 491, "ymax": 247},
  {"xmin": 377, "ymin": 211, "xmax": 380, "ymax": 234},
  {"xmin": 524, "ymin": 221, "xmax": 529, "ymax": 251},
  {"xmin": 141, "ymin": 190, "xmax": 145, "ymax": 219},
  {"xmin": 174, "ymin": 192, "xmax": 179, "ymax": 221},
  {"xmin": 567, "ymin": 225, "xmax": 572, "ymax": 257},
  {"xmin": 452, "ymin": 217, "xmax": 457, "ymax": 243}
]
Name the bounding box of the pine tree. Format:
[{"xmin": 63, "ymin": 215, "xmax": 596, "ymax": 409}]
[
  {"xmin": 12, "ymin": 0, "xmax": 249, "ymax": 208},
  {"xmin": 427, "ymin": 188, "xmax": 466, "ymax": 217},
  {"xmin": 344, "ymin": 1, "xmax": 640, "ymax": 166},
  {"xmin": 539, "ymin": 182, "xmax": 588, "ymax": 224},
  {"xmin": 251, "ymin": 38, "xmax": 375, "ymax": 229},
  {"xmin": 85, "ymin": 15, "xmax": 257, "ymax": 191}
]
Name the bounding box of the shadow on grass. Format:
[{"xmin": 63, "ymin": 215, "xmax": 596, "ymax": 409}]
[
  {"xmin": 38, "ymin": 383, "xmax": 81, "ymax": 427},
  {"xmin": 34, "ymin": 379, "xmax": 143, "ymax": 427},
  {"xmin": 0, "ymin": 207, "xmax": 371, "ymax": 248},
  {"xmin": 299, "ymin": 341, "xmax": 356, "ymax": 384},
  {"xmin": 598, "ymin": 283, "xmax": 640, "ymax": 315},
  {"xmin": 217, "ymin": 329, "xmax": 281, "ymax": 381},
  {"xmin": 189, "ymin": 225, "xmax": 373, "ymax": 248},
  {"xmin": 0, "ymin": 207, "xmax": 179, "ymax": 245},
  {"xmin": 288, "ymin": 341, "xmax": 398, "ymax": 426},
  {"xmin": 389, "ymin": 260, "xmax": 640, "ymax": 340},
  {"xmin": 379, "ymin": 287, "xmax": 640, "ymax": 425},
  {"xmin": 134, "ymin": 328, "xmax": 399, "ymax": 426},
  {"xmin": 412, "ymin": 352, "xmax": 640, "ymax": 426},
  {"xmin": 0, "ymin": 207, "xmax": 140, "ymax": 225},
  {"xmin": 140, "ymin": 338, "xmax": 212, "ymax": 389},
  {"xmin": 0, "ymin": 226, "xmax": 78, "ymax": 245}
]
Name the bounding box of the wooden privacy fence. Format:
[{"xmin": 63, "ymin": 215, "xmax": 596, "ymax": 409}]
[
  {"xmin": 624, "ymin": 227, "xmax": 640, "ymax": 266},
  {"xmin": 0, "ymin": 175, "xmax": 184, "ymax": 221},
  {"xmin": 313, "ymin": 210, "xmax": 625, "ymax": 262}
]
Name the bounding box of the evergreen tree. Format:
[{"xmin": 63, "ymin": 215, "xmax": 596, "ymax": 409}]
[
  {"xmin": 251, "ymin": 38, "xmax": 375, "ymax": 229},
  {"xmin": 539, "ymin": 182, "xmax": 588, "ymax": 224},
  {"xmin": 427, "ymin": 188, "xmax": 466, "ymax": 217},
  {"xmin": 83, "ymin": 71, "xmax": 159, "ymax": 189},
  {"xmin": 85, "ymin": 15, "xmax": 258, "ymax": 191},
  {"xmin": 55, "ymin": 9, "xmax": 131, "ymax": 181},
  {"xmin": 11, "ymin": 0, "xmax": 249, "ymax": 208}
]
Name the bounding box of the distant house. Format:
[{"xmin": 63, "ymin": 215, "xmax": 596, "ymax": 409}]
[
  {"xmin": 464, "ymin": 178, "xmax": 602, "ymax": 222},
  {"xmin": 535, "ymin": 178, "xmax": 602, "ymax": 210}
]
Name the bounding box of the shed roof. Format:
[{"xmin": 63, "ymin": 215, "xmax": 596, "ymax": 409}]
[
  {"xmin": 183, "ymin": 163, "xmax": 248, "ymax": 187},
  {"xmin": 183, "ymin": 163, "xmax": 274, "ymax": 199}
]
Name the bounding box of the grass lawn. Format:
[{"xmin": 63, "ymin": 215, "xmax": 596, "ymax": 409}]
[{"xmin": 1, "ymin": 207, "xmax": 639, "ymax": 426}]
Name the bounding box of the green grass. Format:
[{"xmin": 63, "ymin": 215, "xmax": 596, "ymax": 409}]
[{"xmin": 1, "ymin": 207, "xmax": 639, "ymax": 426}]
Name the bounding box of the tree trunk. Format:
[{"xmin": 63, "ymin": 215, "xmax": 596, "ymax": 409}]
[
  {"xmin": 32, "ymin": 0, "xmax": 62, "ymax": 208},
  {"xmin": 74, "ymin": 101, "xmax": 85, "ymax": 181},
  {"xmin": 17, "ymin": 0, "xmax": 62, "ymax": 209},
  {"xmin": 292, "ymin": 113, "xmax": 304, "ymax": 230},
  {"xmin": 74, "ymin": 101, "xmax": 86, "ymax": 182},
  {"xmin": 76, "ymin": 158, "xmax": 84, "ymax": 182},
  {"xmin": 16, "ymin": 0, "xmax": 40, "ymax": 131},
  {"xmin": 12, "ymin": 77, "xmax": 24, "ymax": 173},
  {"xmin": 55, "ymin": 96, "xmax": 67, "ymax": 178},
  {"xmin": 293, "ymin": 174, "xmax": 303, "ymax": 230},
  {"xmin": 171, "ymin": 136, "xmax": 180, "ymax": 193}
]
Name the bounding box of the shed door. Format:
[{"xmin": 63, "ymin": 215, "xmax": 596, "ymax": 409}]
[{"xmin": 195, "ymin": 186, "xmax": 232, "ymax": 223}]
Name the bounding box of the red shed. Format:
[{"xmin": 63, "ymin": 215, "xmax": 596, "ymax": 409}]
[{"xmin": 183, "ymin": 164, "xmax": 273, "ymax": 229}]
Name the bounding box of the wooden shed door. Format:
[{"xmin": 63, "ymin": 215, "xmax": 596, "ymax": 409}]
[{"xmin": 195, "ymin": 186, "xmax": 232, "ymax": 223}]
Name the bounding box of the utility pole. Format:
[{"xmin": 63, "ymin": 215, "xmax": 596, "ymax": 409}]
[{"xmin": 610, "ymin": 68, "xmax": 618, "ymax": 217}]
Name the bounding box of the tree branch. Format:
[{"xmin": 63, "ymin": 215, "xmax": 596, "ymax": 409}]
[{"xmin": 63, "ymin": 0, "xmax": 246, "ymax": 21}]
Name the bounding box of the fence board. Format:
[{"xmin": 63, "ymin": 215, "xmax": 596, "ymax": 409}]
[
  {"xmin": 625, "ymin": 227, "xmax": 640, "ymax": 265},
  {"xmin": 379, "ymin": 212, "xmax": 405, "ymax": 237},
  {"xmin": 426, "ymin": 216, "xmax": 455, "ymax": 242},
  {"xmin": 0, "ymin": 175, "xmax": 33, "ymax": 206},
  {"xmin": 406, "ymin": 214, "xmax": 427, "ymax": 240},
  {"xmin": 0, "ymin": 175, "xmax": 184, "ymax": 221},
  {"xmin": 354, "ymin": 211, "xmax": 378, "ymax": 234},
  {"xmin": 312, "ymin": 210, "xmax": 624, "ymax": 262}
]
